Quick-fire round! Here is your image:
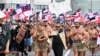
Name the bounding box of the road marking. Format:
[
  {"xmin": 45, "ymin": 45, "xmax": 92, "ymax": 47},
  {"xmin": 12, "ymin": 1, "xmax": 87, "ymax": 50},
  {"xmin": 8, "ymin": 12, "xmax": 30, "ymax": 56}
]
[{"xmin": 64, "ymin": 49, "xmax": 71, "ymax": 56}]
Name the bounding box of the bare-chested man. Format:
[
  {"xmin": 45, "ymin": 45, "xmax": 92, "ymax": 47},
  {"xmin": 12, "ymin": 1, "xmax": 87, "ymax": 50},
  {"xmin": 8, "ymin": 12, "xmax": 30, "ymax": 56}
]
[
  {"xmin": 67, "ymin": 22, "xmax": 89, "ymax": 56},
  {"xmin": 42, "ymin": 21, "xmax": 53, "ymax": 56},
  {"xmin": 86, "ymin": 23, "xmax": 98, "ymax": 56}
]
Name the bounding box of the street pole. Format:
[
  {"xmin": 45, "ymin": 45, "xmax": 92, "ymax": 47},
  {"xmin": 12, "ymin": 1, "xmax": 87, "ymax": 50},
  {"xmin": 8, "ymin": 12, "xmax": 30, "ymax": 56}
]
[
  {"xmin": 91, "ymin": 0, "xmax": 92, "ymax": 13},
  {"xmin": 71, "ymin": 0, "xmax": 74, "ymax": 13},
  {"xmin": 51, "ymin": 0, "xmax": 53, "ymax": 3}
]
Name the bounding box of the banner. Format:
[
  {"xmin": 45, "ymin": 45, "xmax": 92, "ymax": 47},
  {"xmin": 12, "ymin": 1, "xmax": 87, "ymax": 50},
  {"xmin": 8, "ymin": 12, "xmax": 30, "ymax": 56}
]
[{"xmin": 49, "ymin": 0, "xmax": 72, "ymax": 16}]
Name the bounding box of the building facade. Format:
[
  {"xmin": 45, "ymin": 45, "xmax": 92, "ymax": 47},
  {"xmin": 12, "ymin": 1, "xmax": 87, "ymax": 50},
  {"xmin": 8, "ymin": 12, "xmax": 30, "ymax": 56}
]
[
  {"xmin": 0, "ymin": 0, "xmax": 33, "ymax": 10},
  {"xmin": 33, "ymin": 0, "xmax": 100, "ymax": 13},
  {"xmin": 0, "ymin": 0, "xmax": 100, "ymax": 13}
]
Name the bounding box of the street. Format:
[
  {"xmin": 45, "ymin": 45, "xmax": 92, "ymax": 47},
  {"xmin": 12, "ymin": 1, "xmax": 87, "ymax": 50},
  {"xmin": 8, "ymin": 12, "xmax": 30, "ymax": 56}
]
[{"xmin": 20, "ymin": 49, "xmax": 100, "ymax": 56}]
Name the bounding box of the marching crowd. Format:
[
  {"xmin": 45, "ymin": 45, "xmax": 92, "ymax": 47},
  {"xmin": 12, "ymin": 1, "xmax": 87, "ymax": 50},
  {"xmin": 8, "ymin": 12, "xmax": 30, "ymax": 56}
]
[
  {"xmin": 0, "ymin": 18, "xmax": 99, "ymax": 56},
  {"xmin": 0, "ymin": 9, "xmax": 100, "ymax": 56}
]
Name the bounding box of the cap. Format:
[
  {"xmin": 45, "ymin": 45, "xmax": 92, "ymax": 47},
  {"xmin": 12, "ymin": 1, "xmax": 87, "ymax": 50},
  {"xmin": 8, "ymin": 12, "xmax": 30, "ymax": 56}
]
[{"xmin": 56, "ymin": 23, "xmax": 60, "ymax": 27}]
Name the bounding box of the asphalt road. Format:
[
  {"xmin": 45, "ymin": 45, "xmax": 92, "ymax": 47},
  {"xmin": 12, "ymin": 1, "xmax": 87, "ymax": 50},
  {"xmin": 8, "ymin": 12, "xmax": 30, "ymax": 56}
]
[{"xmin": 20, "ymin": 49, "xmax": 100, "ymax": 56}]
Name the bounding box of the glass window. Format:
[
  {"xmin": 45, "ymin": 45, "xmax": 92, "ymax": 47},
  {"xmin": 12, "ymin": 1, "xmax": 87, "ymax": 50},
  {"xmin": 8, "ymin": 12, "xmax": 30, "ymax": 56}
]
[
  {"xmin": 72, "ymin": 0, "xmax": 100, "ymax": 13},
  {"xmin": 35, "ymin": 5, "xmax": 41, "ymax": 9},
  {"xmin": 35, "ymin": 5, "xmax": 48, "ymax": 10},
  {"xmin": 56, "ymin": 0, "xmax": 65, "ymax": 2},
  {"xmin": 11, "ymin": 4, "xmax": 16, "ymax": 9},
  {"xmin": 40, "ymin": 5, "xmax": 44, "ymax": 9},
  {"xmin": 45, "ymin": 5, "xmax": 48, "ymax": 8}
]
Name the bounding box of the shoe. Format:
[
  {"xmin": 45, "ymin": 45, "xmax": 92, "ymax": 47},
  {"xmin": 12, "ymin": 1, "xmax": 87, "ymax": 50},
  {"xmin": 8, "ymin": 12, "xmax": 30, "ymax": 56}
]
[{"xmin": 24, "ymin": 51, "xmax": 28, "ymax": 56}]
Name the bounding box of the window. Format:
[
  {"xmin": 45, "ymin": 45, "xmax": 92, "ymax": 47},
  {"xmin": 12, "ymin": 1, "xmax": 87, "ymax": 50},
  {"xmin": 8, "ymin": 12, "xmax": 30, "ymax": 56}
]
[
  {"xmin": 0, "ymin": 4, "xmax": 5, "ymax": 10},
  {"xmin": 11, "ymin": 4, "xmax": 16, "ymax": 9},
  {"xmin": 35, "ymin": 5, "xmax": 48, "ymax": 10},
  {"xmin": 36, "ymin": 5, "xmax": 41, "ymax": 9},
  {"xmin": 56, "ymin": 0, "xmax": 65, "ymax": 2}
]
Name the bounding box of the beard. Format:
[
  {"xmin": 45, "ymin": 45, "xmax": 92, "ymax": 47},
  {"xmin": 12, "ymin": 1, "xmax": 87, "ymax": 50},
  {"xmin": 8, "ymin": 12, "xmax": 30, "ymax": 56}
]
[
  {"xmin": 0, "ymin": 23, "xmax": 3, "ymax": 26},
  {"xmin": 75, "ymin": 26, "xmax": 79, "ymax": 29}
]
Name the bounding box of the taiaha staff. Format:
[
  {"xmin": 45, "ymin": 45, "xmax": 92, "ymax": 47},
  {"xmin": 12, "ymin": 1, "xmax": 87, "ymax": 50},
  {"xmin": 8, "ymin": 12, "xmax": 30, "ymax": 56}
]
[{"xmin": 65, "ymin": 23, "xmax": 73, "ymax": 30}]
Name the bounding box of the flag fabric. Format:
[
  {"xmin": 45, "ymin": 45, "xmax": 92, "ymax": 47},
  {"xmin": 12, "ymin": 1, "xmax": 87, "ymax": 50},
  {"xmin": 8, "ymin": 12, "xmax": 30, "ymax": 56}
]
[
  {"xmin": 14, "ymin": 4, "xmax": 32, "ymax": 20},
  {"xmin": 4, "ymin": 11, "xmax": 10, "ymax": 19},
  {"xmin": 7, "ymin": 8, "xmax": 13, "ymax": 15},
  {"xmin": 73, "ymin": 12, "xmax": 81, "ymax": 19},
  {"xmin": 21, "ymin": 5, "xmax": 31, "ymax": 12},
  {"xmin": 87, "ymin": 13, "xmax": 96, "ymax": 21},
  {"xmin": 40, "ymin": 8, "xmax": 54, "ymax": 23},
  {"xmin": 23, "ymin": 10, "xmax": 33, "ymax": 20},
  {"xmin": 95, "ymin": 15, "xmax": 100, "ymax": 24},
  {"xmin": 2, "ymin": 9, "xmax": 10, "ymax": 20},
  {"xmin": 45, "ymin": 15, "xmax": 54, "ymax": 24},
  {"xmin": 93, "ymin": 12, "xmax": 99, "ymax": 16},
  {"xmin": 17, "ymin": 4, "xmax": 31, "ymax": 12},
  {"xmin": 77, "ymin": 8, "xmax": 81, "ymax": 12},
  {"xmin": 14, "ymin": 8, "xmax": 23, "ymax": 20},
  {"xmin": 17, "ymin": 4, "xmax": 26, "ymax": 8},
  {"xmin": 1, "ymin": 3, "xmax": 100, "ymax": 24}
]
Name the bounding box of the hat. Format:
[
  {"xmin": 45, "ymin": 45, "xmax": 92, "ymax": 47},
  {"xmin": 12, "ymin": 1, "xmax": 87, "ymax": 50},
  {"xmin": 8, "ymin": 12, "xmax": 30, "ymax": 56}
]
[{"xmin": 0, "ymin": 11, "xmax": 6, "ymax": 18}]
